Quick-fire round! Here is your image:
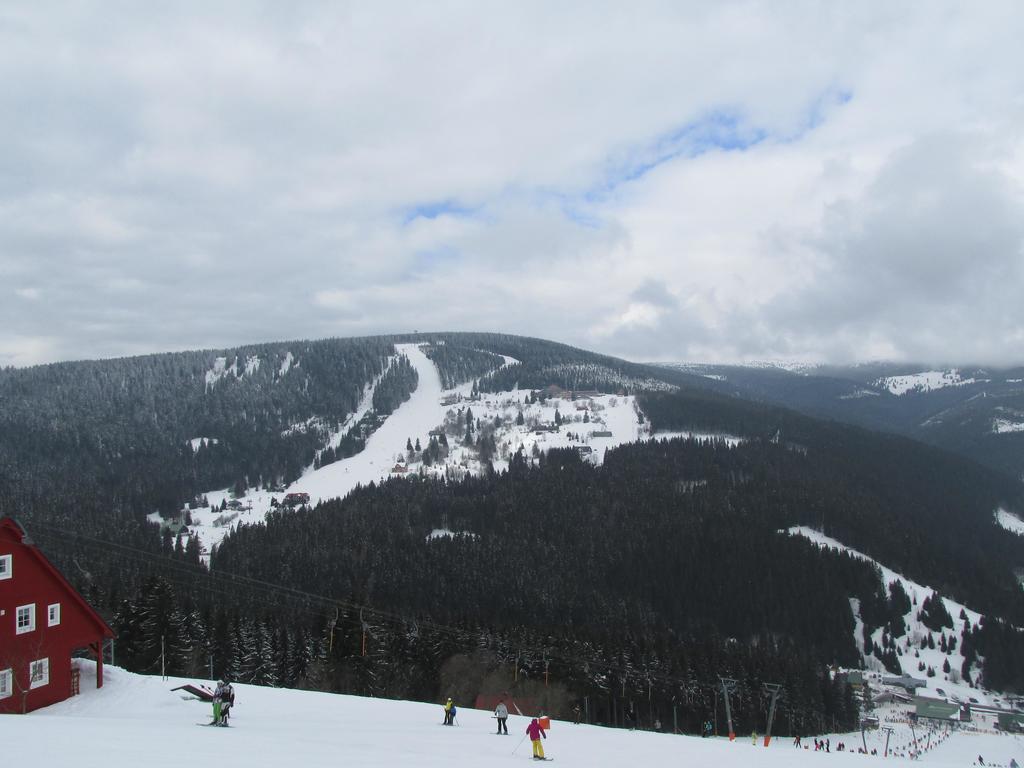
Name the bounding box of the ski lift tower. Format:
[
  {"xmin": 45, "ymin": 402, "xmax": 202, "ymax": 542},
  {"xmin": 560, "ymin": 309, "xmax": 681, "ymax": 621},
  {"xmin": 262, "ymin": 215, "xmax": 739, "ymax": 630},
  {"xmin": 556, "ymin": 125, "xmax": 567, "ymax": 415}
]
[
  {"xmin": 762, "ymin": 683, "xmax": 784, "ymax": 746},
  {"xmin": 719, "ymin": 677, "xmax": 738, "ymax": 741}
]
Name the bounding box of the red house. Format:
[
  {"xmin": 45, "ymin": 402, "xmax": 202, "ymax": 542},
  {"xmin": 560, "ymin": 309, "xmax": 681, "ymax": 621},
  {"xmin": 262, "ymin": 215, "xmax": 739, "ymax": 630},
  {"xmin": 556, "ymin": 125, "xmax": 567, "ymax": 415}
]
[{"xmin": 0, "ymin": 517, "xmax": 115, "ymax": 714}]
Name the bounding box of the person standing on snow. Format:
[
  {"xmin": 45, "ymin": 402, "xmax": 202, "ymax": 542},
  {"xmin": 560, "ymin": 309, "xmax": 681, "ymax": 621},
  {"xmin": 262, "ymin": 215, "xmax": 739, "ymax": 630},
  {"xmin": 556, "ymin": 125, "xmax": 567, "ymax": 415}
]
[
  {"xmin": 220, "ymin": 679, "xmax": 235, "ymax": 725},
  {"xmin": 526, "ymin": 717, "xmax": 548, "ymax": 760},
  {"xmin": 443, "ymin": 697, "xmax": 456, "ymax": 725},
  {"xmin": 212, "ymin": 680, "xmax": 231, "ymax": 726},
  {"xmin": 495, "ymin": 699, "xmax": 509, "ymax": 734}
]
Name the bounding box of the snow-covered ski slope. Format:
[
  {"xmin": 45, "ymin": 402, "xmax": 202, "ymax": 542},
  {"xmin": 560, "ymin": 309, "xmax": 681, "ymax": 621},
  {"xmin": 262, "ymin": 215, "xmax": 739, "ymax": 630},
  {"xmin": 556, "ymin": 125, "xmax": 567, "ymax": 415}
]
[
  {"xmin": 785, "ymin": 527, "xmax": 999, "ymax": 706},
  {"xmin": 7, "ymin": 662, "xmax": 1022, "ymax": 768},
  {"xmin": 182, "ymin": 344, "xmax": 739, "ymax": 557}
]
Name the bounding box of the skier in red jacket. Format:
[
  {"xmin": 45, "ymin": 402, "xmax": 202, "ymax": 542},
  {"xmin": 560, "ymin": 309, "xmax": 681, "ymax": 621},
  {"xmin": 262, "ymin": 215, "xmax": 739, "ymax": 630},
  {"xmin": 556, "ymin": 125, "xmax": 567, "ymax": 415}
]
[{"xmin": 526, "ymin": 718, "xmax": 547, "ymax": 760}]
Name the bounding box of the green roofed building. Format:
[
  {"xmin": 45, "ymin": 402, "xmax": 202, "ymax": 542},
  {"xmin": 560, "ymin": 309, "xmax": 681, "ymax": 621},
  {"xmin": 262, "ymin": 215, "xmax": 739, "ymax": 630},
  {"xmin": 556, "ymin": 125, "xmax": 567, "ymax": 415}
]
[
  {"xmin": 915, "ymin": 696, "xmax": 960, "ymax": 721},
  {"xmin": 997, "ymin": 712, "xmax": 1024, "ymax": 732},
  {"xmin": 844, "ymin": 671, "xmax": 864, "ymax": 687}
]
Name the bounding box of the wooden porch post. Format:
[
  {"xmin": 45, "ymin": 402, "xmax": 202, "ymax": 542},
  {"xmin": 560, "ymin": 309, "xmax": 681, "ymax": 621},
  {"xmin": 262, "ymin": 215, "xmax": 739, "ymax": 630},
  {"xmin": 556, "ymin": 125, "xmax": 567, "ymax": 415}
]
[{"xmin": 90, "ymin": 641, "xmax": 104, "ymax": 688}]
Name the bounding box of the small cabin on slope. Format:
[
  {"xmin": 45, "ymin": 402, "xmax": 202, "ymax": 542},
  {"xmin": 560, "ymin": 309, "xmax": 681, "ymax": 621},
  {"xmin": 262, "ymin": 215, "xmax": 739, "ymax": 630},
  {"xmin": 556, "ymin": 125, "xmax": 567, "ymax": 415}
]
[{"xmin": 0, "ymin": 517, "xmax": 115, "ymax": 714}]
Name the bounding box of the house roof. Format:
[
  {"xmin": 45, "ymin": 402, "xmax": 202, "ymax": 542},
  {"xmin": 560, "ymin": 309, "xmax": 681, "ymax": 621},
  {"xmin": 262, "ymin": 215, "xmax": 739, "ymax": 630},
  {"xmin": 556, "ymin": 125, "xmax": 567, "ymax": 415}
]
[
  {"xmin": 883, "ymin": 674, "xmax": 927, "ymax": 690},
  {"xmin": 0, "ymin": 517, "xmax": 115, "ymax": 640},
  {"xmin": 914, "ymin": 696, "xmax": 961, "ymax": 720}
]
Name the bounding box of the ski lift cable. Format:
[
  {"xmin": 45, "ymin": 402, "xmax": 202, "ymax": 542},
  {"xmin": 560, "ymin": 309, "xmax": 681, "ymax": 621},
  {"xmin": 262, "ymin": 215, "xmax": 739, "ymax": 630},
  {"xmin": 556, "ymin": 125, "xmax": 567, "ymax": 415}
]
[{"xmin": 29, "ymin": 522, "xmax": 765, "ymax": 694}]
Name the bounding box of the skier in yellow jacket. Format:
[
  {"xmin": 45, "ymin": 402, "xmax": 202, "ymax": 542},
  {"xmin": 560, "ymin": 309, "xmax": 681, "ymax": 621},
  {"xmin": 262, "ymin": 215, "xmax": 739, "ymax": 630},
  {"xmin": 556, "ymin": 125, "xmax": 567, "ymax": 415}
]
[{"xmin": 443, "ymin": 697, "xmax": 456, "ymax": 725}]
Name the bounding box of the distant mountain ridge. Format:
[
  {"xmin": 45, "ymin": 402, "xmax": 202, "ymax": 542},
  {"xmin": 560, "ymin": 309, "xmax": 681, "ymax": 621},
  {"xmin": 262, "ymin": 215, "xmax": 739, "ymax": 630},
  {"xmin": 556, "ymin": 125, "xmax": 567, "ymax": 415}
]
[{"xmin": 655, "ymin": 361, "xmax": 1024, "ymax": 480}]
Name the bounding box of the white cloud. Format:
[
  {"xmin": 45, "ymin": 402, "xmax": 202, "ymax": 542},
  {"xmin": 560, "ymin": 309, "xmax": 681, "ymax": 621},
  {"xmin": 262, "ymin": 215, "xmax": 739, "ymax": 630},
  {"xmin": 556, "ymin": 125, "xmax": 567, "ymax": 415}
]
[{"xmin": 1, "ymin": 2, "xmax": 1023, "ymax": 365}]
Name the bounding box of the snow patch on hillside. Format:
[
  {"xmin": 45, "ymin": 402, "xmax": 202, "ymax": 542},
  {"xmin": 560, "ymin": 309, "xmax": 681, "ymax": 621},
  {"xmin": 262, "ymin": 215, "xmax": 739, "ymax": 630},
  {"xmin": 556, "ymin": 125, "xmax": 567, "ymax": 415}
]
[
  {"xmin": 187, "ymin": 437, "xmax": 219, "ymax": 451},
  {"xmin": 279, "ymin": 351, "xmax": 295, "ymax": 376},
  {"xmin": 204, "ymin": 356, "xmax": 235, "ymax": 390},
  {"xmin": 995, "ymin": 508, "xmax": 1024, "ymax": 536},
  {"xmin": 838, "ymin": 388, "xmax": 881, "ymax": 400},
  {"xmin": 743, "ymin": 360, "xmax": 820, "ymax": 374},
  {"xmin": 993, "ymin": 418, "xmax": 1024, "ymax": 434},
  {"xmin": 280, "ymin": 415, "xmax": 326, "ymax": 437},
  {"xmin": 875, "ymin": 370, "xmax": 977, "ymax": 396},
  {"xmin": 203, "ymin": 354, "xmax": 265, "ymax": 390},
  {"xmin": 786, "ymin": 526, "xmax": 987, "ymax": 702},
  {"xmin": 427, "ymin": 528, "xmax": 477, "ymax": 541}
]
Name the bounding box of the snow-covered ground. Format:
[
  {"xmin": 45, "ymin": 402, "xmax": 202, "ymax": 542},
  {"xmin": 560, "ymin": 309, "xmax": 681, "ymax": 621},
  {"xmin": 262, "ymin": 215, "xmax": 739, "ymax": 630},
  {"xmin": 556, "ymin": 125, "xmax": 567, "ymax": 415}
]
[
  {"xmin": 786, "ymin": 527, "xmax": 991, "ymax": 706},
  {"xmin": 875, "ymin": 370, "xmax": 979, "ymax": 397},
  {"xmin": 6, "ymin": 661, "xmax": 1021, "ymax": 768},
  {"xmin": 174, "ymin": 344, "xmax": 740, "ymax": 560},
  {"xmin": 992, "ymin": 419, "xmax": 1024, "ymax": 435},
  {"xmin": 995, "ymin": 509, "xmax": 1024, "ymax": 536},
  {"xmin": 838, "ymin": 388, "xmax": 882, "ymax": 400}
]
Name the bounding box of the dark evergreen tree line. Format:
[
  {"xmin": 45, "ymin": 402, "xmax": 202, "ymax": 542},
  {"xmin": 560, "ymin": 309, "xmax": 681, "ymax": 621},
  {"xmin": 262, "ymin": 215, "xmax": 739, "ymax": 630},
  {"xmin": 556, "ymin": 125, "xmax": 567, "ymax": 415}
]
[
  {"xmin": 421, "ymin": 343, "xmax": 504, "ymax": 389},
  {"xmin": 638, "ymin": 392, "xmax": 1024, "ymax": 626},
  {"xmin": 371, "ymin": 355, "xmax": 419, "ymax": 415}
]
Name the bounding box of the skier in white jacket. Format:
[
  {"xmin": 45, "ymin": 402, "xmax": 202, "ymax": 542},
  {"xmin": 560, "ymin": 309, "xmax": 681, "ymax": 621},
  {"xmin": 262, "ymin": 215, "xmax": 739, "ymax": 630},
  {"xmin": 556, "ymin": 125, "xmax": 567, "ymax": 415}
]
[{"xmin": 495, "ymin": 700, "xmax": 509, "ymax": 735}]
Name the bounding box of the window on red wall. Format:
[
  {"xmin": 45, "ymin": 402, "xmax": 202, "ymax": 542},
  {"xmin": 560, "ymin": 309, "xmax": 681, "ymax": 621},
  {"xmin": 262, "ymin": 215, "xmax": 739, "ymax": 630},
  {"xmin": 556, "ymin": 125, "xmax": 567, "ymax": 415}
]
[
  {"xmin": 29, "ymin": 658, "xmax": 49, "ymax": 689},
  {"xmin": 0, "ymin": 553, "xmax": 11, "ymax": 580},
  {"xmin": 16, "ymin": 604, "xmax": 35, "ymax": 634},
  {"xmin": 48, "ymin": 603, "xmax": 61, "ymax": 627}
]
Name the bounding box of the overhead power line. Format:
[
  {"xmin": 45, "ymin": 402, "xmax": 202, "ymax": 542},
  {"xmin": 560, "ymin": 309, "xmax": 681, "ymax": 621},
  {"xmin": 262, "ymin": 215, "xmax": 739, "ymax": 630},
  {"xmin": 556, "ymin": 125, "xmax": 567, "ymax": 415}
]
[{"xmin": 27, "ymin": 521, "xmax": 784, "ymax": 697}]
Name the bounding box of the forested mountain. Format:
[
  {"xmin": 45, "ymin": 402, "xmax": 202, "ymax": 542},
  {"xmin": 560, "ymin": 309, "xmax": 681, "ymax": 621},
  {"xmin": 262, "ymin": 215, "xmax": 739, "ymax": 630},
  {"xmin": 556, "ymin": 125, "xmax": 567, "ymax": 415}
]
[
  {"xmin": 5, "ymin": 333, "xmax": 1024, "ymax": 734},
  {"xmin": 0, "ymin": 337, "xmax": 396, "ymax": 524},
  {"xmin": 656, "ymin": 362, "xmax": 1024, "ymax": 480}
]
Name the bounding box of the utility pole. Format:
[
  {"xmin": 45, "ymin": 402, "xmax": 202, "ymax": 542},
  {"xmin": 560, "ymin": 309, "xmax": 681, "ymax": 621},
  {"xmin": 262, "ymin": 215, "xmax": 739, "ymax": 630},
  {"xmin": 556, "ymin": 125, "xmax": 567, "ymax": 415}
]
[
  {"xmin": 720, "ymin": 677, "xmax": 738, "ymax": 741},
  {"xmin": 161, "ymin": 635, "xmax": 166, "ymax": 681},
  {"xmin": 762, "ymin": 683, "xmax": 783, "ymax": 746}
]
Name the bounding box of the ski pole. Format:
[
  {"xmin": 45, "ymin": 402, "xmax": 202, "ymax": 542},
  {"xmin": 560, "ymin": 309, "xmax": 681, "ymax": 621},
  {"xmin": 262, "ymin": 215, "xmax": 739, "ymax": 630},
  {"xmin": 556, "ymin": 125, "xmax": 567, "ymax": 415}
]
[{"xmin": 513, "ymin": 732, "xmax": 528, "ymax": 755}]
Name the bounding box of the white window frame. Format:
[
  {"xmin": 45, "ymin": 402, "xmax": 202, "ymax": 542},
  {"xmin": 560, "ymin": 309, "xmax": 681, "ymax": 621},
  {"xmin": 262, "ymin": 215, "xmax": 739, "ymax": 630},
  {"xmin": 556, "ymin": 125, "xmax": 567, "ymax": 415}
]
[
  {"xmin": 0, "ymin": 553, "xmax": 11, "ymax": 580},
  {"xmin": 29, "ymin": 658, "xmax": 49, "ymax": 689},
  {"xmin": 48, "ymin": 603, "xmax": 61, "ymax": 627},
  {"xmin": 15, "ymin": 603, "xmax": 35, "ymax": 635},
  {"xmin": 0, "ymin": 668, "xmax": 12, "ymax": 699}
]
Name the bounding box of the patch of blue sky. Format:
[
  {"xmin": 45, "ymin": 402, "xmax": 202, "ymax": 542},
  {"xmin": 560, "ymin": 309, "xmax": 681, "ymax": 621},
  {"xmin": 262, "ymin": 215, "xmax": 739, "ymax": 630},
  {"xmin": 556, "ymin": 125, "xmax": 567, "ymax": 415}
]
[
  {"xmin": 402, "ymin": 198, "xmax": 480, "ymax": 224},
  {"xmin": 398, "ymin": 89, "xmax": 852, "ymax": 232},
  {"xmin": 584, "ymin": 108, "xmax": 768, "ymax": 203},
  {"xmin": 527, "ymin": 188, "xmax": 605, "ymax": 229},
  {"xmin": 412, "ymin": 245, "xmax": 461, "ymax": 269},
  {"xmin": 778, "ymin": 86, "xmax": 853, "ymax": 144},
  {"xmin": 586, "ymin": 88, "xmax": 852, "ymax": 202}
]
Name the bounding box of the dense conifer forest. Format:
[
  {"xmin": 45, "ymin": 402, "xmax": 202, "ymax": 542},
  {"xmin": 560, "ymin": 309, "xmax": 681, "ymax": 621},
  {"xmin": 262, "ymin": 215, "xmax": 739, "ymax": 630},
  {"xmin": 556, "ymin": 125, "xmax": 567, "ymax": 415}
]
[{"xmin": 5, "ymin": 332, "xmax": 1024, "ymax": 732}]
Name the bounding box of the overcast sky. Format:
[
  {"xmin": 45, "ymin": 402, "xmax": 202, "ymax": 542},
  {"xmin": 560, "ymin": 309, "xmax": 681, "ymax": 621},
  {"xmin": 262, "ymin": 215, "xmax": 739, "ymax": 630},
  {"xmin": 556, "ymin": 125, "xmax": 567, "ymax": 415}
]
[{"xmin": 2, "ymin": 2, "xmax": 1023, "ymax": 368}]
